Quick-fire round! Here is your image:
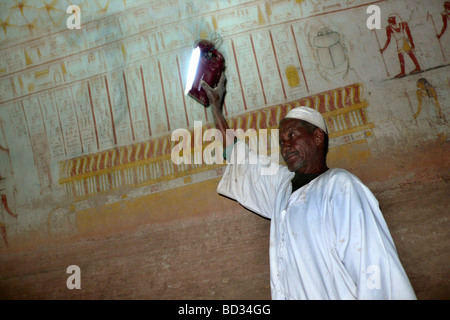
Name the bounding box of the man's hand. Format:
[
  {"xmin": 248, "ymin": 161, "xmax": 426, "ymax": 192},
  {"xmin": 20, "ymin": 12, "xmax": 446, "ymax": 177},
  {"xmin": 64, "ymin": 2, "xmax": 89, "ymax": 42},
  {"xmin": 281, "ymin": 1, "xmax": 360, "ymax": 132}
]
[{"xmin": 200, "ymin": 72, "xmax": 226, "ymax": 111}]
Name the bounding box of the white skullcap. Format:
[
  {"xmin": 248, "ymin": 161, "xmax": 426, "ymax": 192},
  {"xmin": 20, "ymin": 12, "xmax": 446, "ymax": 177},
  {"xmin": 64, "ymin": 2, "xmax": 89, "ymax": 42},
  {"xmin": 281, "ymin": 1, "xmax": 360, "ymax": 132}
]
[{"xmin": 283, "ymin": 106, "xmax": 328, "ymax": 134}]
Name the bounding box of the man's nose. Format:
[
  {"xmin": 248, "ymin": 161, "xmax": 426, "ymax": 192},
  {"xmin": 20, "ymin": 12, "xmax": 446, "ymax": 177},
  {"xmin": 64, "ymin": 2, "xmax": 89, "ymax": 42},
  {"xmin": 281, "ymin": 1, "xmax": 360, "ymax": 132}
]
[{"xmin": 280, "ymin": 139, "xmax": 292, "ymax": 153}]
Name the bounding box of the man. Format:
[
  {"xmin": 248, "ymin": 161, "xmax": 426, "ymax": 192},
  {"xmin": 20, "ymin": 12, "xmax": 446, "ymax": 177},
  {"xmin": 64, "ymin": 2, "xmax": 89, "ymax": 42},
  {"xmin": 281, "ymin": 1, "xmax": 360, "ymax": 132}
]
[
  {"xmin": 380, "ymin": 14, "xmax": 421, "ymax": 78},
  {"xmin": 201, "ymin": 75, "xmax": 416, "ymax": 300}
]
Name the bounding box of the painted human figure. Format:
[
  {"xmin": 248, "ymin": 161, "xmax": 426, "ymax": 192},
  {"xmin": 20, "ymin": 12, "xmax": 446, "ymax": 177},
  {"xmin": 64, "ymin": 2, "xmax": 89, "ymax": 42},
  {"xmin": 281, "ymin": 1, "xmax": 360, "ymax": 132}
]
[
  {"xmin": 414, "ymin": 78, "xmax": 445, "ymax": 122},
  {"xmin": 436, "ymin": 1, "xmax": 450, "ymax": 39},
  {"xmin": 0, "ymin": 142, "xmax": 17, "ymax": 246},
  {"xmin": 380, "ymin": 14, "xmax": 421, "ymax": 78}
]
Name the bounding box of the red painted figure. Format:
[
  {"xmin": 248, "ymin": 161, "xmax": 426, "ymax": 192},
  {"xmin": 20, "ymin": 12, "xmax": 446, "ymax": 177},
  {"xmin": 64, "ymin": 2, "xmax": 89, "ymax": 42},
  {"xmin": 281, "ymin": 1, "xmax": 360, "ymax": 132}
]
[
  {"xmin": 380, "ymin": 15, "xmax": 421, "ymax": 78},
  {"xmin": 437, "ymin": 1, "xmax": 450, "ymax": 39},
  {"xmin": 0, "ymin": 144, "xmax": 17, "ymax": 246}
]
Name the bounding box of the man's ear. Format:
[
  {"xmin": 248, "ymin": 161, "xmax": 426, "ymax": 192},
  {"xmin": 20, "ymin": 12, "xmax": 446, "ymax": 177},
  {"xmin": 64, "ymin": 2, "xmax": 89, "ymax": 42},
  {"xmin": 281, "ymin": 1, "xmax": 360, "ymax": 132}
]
[{"xmin": 313, "ymin": 128, "xmax": 325, "ymax": 147}]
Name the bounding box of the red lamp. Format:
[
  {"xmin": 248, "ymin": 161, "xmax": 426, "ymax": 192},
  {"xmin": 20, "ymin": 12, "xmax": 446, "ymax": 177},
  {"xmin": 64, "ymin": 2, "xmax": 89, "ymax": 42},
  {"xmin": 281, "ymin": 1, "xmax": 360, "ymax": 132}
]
[{"xmin": 184, "ymin": 39, "xmax": 225, "ymax": 106}]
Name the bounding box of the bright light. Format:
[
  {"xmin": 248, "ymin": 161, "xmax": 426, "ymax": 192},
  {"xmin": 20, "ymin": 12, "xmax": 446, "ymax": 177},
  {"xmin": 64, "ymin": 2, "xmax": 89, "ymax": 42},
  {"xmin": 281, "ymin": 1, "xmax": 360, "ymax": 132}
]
[{"xmin": 185, "ymin": 46, "xmax": 201, "ymax": 95}]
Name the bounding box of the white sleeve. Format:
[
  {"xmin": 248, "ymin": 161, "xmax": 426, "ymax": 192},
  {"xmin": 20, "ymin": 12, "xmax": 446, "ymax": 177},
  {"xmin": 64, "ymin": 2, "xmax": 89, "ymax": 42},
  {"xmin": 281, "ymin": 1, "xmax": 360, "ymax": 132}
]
[
  {"xmin": 330, "ymin": 174, "xmax": 416, "ymax": 300},
  {"xmin": 217, "ymin": 140, "xmax": 293, "ymax": 219}
]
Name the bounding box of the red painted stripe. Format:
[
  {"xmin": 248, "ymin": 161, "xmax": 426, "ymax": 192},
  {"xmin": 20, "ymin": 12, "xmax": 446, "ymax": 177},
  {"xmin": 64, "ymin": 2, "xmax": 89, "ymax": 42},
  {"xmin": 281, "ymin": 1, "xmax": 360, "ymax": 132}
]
[
  {"xmin": 140, "ymin": 66, "xmax": 152, "ymax": 137},
  {"xmin": 231, "ymin": 40, "xmax": 247, "ymax": 110},
  {"xmin": 87, "ymin": 82, "xmax": 100, "ymax": 149},
  {"xmin": 104, "ymin": 76, "xmax": 117, "ymax": 145},
  {"xmin": 175, "ymin": 56, "xmax": 189, "ymax": 127},
  {"xmin": 158, "ymin": 60, "xmax": 171, "ymax": 131},
  {"xmin": 122, "ymin": 71, "xmax": 135, "ymax": 141},
  {"xmin": 291, "ymin": 25, "xmax": 309, "ymax": 93},
  {"xmin": 268, "ymin": 30, "xmax": 287, "ymax": 100},
  {"xmin": 250, "ymin": 34, "xmax": 267, "ymax": 105}
]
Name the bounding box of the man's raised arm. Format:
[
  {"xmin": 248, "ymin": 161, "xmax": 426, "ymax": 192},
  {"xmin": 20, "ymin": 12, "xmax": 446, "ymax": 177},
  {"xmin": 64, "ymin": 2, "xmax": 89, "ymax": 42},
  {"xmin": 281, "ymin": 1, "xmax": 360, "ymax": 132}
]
[{"xmin": 201, "ymin": 74, "xmax": 235, "ymax": 151}]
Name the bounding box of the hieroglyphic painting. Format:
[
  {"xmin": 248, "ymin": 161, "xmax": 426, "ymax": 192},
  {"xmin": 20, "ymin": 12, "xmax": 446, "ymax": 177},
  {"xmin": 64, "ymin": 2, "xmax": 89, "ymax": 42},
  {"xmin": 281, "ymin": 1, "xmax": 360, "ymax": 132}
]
[
  {"xmin": 59, "ymin": 82, "xmax": 373, "ymax": 200},
  {"xmin": 0, "ymin": 0, "xmax": 448, "ymax": 243},
  {"xmin": 374, "ymin": 2, "xmax": 450, "ymax": 78}
]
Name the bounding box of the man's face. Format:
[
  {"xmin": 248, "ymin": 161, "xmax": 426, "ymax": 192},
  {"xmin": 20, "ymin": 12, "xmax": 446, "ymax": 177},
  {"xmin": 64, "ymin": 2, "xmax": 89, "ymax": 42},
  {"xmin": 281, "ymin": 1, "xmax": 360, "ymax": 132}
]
[{"xmin": 278, "ymin": 118, "xmax": 318, "ymax": 173}]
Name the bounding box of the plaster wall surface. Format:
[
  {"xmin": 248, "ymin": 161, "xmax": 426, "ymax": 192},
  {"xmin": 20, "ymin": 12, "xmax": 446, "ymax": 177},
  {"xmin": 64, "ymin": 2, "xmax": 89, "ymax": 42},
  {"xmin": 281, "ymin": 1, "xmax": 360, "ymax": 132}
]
[{"xmin": 0, "ymin": 0, "xmax": 449, "ymax": 299}]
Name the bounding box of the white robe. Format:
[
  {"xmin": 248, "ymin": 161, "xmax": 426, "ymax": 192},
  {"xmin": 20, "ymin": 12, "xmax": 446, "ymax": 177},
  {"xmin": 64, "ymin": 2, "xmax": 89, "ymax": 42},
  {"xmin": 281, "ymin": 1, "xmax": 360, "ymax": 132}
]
[{"xmin": 217, "ymin": 141, "xmax": 416, "ymax": 300}]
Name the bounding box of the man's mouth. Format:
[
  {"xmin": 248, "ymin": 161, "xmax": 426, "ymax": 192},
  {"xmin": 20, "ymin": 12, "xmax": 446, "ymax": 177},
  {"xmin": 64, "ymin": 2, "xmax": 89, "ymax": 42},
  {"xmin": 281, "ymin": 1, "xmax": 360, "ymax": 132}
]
[{"xmin": 284, "ymin": 151, "xmax": 299, "ymax": 163}]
